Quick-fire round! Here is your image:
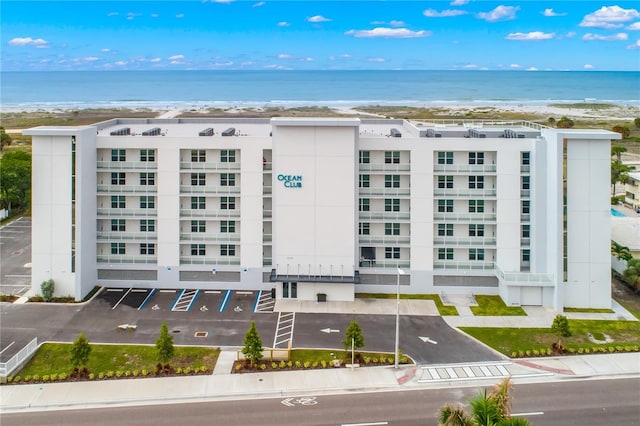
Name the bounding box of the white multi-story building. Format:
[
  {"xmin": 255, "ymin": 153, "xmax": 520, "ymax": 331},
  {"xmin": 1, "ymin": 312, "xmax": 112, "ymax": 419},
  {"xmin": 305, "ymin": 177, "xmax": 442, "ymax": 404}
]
[{"xmin": 25, "ymin": 118, "xmax": 619, "ymax": 310}]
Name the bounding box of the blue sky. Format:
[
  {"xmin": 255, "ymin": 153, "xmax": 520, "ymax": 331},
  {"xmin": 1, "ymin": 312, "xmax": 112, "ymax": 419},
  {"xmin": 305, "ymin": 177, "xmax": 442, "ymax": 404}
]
[{"xmin": 2, "ymin": 1, "xmax": 639, "ymax": 71}]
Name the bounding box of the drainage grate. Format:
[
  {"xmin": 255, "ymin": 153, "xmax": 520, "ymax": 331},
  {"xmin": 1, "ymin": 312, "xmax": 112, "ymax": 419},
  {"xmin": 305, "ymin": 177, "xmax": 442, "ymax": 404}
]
[{"xmin": 194, "ymin": 331, "xmax": 208, "ymax": 338}]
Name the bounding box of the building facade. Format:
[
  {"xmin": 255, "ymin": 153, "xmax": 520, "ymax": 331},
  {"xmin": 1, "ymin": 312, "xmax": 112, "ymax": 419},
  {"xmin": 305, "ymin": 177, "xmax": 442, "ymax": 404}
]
[{"xmin": 25, "ymin": 118, "xmax": 619, "ymax": 310}]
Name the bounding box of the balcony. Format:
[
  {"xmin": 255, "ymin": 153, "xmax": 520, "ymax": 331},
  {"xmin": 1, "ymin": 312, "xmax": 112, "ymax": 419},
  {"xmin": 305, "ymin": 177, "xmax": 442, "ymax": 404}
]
[
  {"xmin": 433, "ymin": 237, "xmax": 496, "ymax": 246},
  {"xmin": 179, "ymin": 185, "xmax": 241, "ymax": 195},
  {"xmin": 358, "ymin": 259, "xmax": 410, "ymax": 269},
  {"xmin": 180, "ymin": 162, "xmax": 240, "ymax": 171},
  {"xmin": 263, "ymin": 186, "xmax": 272, "ymax": 195},
  {"xmin": 358, "ymin": 235, "xmax": 410, "ymax": 245},
  {"xmin": 434, "ymin": 261, "xmax": 495, "ymax": 271},
  {"xmin": 97, "ymin": 208, "xmax": 157, "ymax": 217},
  {"xmin": 180, "ymin": 256, "xmax": 240, "ymax": 265},
  {"xmin": 433, "ymin": 188, "xmax": 497, "ymax": 197},
  {"xmin": 521, "ymin": 237, "xmax": 530, "ymax": 247},
  {"xmin": 97, "ymin": 161, "xmax": 157, "ymax": 170},
  {"xmin": 97, "ymin": 232, "xmax": 157, "ymax": 241},
  {"xmin": 359, "ymin": 187, "xmax": 410, "ymax": 197},
  {"xmin": 521, "ymin": 189, "xmax": 531, "ymax": 198},
  {"xmin": 521, "ymin": 213, "xmax": 531, "ymax": 222},
  {"xmin": 433, "ymin": 212, "xmax": 497, "ymax": 222},
  {"xmin": 263, "ymin": 162, "xmax": 273, "ymax": 171},
  {"xmin": 433, "ymin": 164, "xmax": 496, "ymax": 173},
  {"xmin": 263, "ymin": 209, "xmax": 272, "ymax": 219},
  {"xmin": 180, "ymin": 209, "xmax": 240, "ymax": 218},
  {"xmin": 359, "ymin": 211, "xmax": 411, "ymax": 221},
  {"xmin": 520, "ymin": 165, "xmax": 531, "ymax": 173},
  {"xmin": 179, "ymin": 233, "xmax": 240, "ymax": 242},
  {"xmin": 263, "ymin": 257, "xmax": 272, "ymax": 267},
  {"xmin": 358, "ymin": 163, "xmax": 410, "ymax": 173},
  {"xmin": 97, "ymin": 184, "xmax": 157, "ymax": 193},
  {"xmin": 264, "ymin": 233, "xmax": 272, "ymax": 243},
  {"xmin": 97, "ymin": 255, "xmax": 157, "ymax": 264}
]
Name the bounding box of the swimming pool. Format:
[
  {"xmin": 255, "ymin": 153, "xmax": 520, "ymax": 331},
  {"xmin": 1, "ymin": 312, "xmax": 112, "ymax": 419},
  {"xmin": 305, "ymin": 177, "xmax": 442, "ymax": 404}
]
[{"xmin": 611, "ymin": 208, "xmax": 627, "ymax": 217}]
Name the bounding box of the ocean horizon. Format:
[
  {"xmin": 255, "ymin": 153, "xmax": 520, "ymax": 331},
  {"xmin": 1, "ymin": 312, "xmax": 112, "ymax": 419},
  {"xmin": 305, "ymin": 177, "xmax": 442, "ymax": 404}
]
[{"xmin": 2, "ymin": 70, "xmax": 639, "ymax": 111}]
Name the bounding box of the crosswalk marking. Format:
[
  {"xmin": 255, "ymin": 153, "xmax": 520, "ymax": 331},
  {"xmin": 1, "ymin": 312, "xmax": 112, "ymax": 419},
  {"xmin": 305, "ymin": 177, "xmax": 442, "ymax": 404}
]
[
  {"xmin": 172, "ymin": 289, "xmax": 199, "ymax": 311},
  {"xmin": 273, "ymin": 312, "xmax": 295, "ymax": 348},
  {"xmin": 417, "ymin": 361, "xmax": 552, "ymax": 383},
  {"xmin": 254, "ymin": 290, "xmax": 275, "ymax": 313}
]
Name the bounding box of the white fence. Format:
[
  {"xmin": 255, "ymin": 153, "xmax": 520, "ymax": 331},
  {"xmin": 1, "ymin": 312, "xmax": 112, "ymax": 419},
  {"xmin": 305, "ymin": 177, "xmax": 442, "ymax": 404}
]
[{"xmin": 0, "ymin": 338, "xmax": 38, "ymax": 379}]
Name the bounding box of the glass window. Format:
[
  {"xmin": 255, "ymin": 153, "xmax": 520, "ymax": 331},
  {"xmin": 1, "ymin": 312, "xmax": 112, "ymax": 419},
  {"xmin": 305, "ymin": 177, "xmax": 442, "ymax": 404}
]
[
  {"xmin": 140, "ymin": 243, "xmax": 155, "ymax": 255},
  {"xmin": 140, "ymin": 219, "xmax": 155, "ymax": 232},
  {"xmin": 111, "ymin": 172, "xmax": 125, "ymax": 185},
  {"xmin": 191, "ymin": 196, "xmax": 206, "ymax": 210},
  {"xmin": 111, "ymin": 195, "xmax": 125, "ymax": 208},
  {"xmin": 111, "ymin": 149, "xmax": 125, "ymax": 162},
  {"xmin": 469, "ymin": 224, "xmax": 485, "ymax": 237},
  {"xmin": 110, "ymin": 242, "xmax": 125, "ymax": 255},
  {"xmin": 438, "ymin": 248, "xmax": 454, "ymax": 260},
  {"xmin": 385, "ymin": 151, "xmax": 400, "ymax": 164},
  {"xmin": 221, "ymin": 173, "xmax": 235, "ymax": 186},
  {"xmin": 191, "ymin": 173, "xmax": 206, "ymax": 186},
  {"xmin": 522, "ymin": 176, "xmax": 530, "ymax": 190},
  {"xmin": 359, "ymin": 151, "xmax": 370, "ymax": 164},
  {"xmin": 359, "ymin": 198, "xmax": 370, "ymax": 212},
  {"xmin": 522, "ymin": 249, "xmax": 531, "ymax": 262},
  {"xmin": 221, "ymin": 196, "xmax": 236, "ymax": 210},
  {"xmin": 438, "ymin": 224, "xmax": 454, "ymax": 236},
  {"xmin": 469, "ymin": 200, "xmax": 485, "ymax": 213},
  {"xmin": 522, "ymin": 200, "xmax": 530, "ymax": 214},
  {"xmin": 220, "ymin": 150, "xmax": 236, "ymax": 163},
  {"xmin": 385, "ymin": 247, "xmax": 400, "ymax": 259},
  {"xmin": 385, "ymin": 223, "xmax": 400, "ymax": 235},
  {"xmin": 191, "ymin": 150, "xmax": 206, "ymax": 162},
  {"xmin": 359, "ymin": 223, "xmax": 370, "ymax": 235},
  {"xmin": 521, "ymin": 152, "xmax": 530, "ymax": 166},
  {"xmin": 191, "ymin": 244, "xmax": 206, "ymax": 256},
  {"xmin": 469, "ymin": 248, "xmax": 485, "ymax": 260},
  {"xmin": 385, "ymin": 198, "xmax": 400, "ymax": 212},
  {"xmin": 522, "ymin": 225, "xmax": 530, "ymax": 238},
  {"xmin": 140, "ymin": 149, "xmax": 155, "ymax": 162},
  {"xmin": 385, "ymin": 175, "xmax": 400, "ymax": 188},
  {"xmin": 220, "ymin": 220, "xmax": 235, "ymax": 233},
  {"xmin": 438, "ymin": 176, "xmax": 453, "ymax": 189},
  {"xmin": 469, "ymin": 176, "xmax": 484, "ymax": 189},
  {"xmin": 438, "ymin": 199, "xmax": 454, "ymax": 213},
  {"xmin": 111, "ymin": 219, "xmax": 125, "ymax": 231},
  {"xmin": 359, "ymin": 175, "xmax": 370, "ymax": 188},
  {"xmin": 437, "ymin": 152, "xmax": 453, "ymax": 165},
  {"xmin": 140, "ymin": 196, "xmax": 155, "ymax": 209},
  {"xmin": 469, "ymin": 152, "xmax": 484, "ymax": 165},
  {"xmin": 221, "ymin": 244, "xmax": 236, "ymax": 256},
  {"xmin": 191, "ymin": 220, "xmax": 206, "ymax": 233},
  {"xmin": 140, "ymin": 172, "xmax": 155, "ymax": 186}
]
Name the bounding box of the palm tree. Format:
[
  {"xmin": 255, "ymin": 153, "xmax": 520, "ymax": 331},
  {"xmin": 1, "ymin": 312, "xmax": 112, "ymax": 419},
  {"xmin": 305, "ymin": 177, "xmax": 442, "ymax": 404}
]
[
  {"xmin": 611, "ymin": 241, "xmax": 633, "ymax": 261},
  {"xmin": 622, "ymin": 258, "xmax": 640, "ymax": 293},
  {"xmin": 488, "ymin": 377, "xmax": 513, "ymax": 418},
  {"xmin": 611, "ymin": 145, "xmax": 627, "ymax": 162},
  {"xmin": 469, "ymin": 390, "xmax": 502, "ymax": 426},
  {"xmin": 438, "ymin": 404, "xmax": 475, "ymax": 426}
]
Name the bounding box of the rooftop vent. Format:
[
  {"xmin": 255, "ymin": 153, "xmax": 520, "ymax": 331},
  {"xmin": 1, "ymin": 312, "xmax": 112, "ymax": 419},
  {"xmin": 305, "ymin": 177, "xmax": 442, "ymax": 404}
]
[
  {"xmin": 110, "ymin": 127, "xmax": 131, "ymax": 136},
  {"xmin": 222, "ymin": 127, "xmax": 236, "ymax": 137},
  {"xmin": 390, "ymin": 128, "xmax": 402, "ymax": 138},
  {"xmin": 142, "ymin": 127, "xmax": 162, "ymax": 136},
  {"xmin": 199, "ymin": 128, "xmax": 214, "ymax": 137}
]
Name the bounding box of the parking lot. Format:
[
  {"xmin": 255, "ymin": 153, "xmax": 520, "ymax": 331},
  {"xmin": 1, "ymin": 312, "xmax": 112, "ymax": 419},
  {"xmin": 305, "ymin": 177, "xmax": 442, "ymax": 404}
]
[{"xmin": 0, "ymin": 217, "xmax": 32, "ymax": 297}]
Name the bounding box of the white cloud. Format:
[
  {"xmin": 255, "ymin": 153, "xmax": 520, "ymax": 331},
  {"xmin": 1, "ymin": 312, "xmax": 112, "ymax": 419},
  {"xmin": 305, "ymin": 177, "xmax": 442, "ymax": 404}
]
[
  {"xmin": 84, "ymin": 56, "xmax": 100, "ymax": 62},
  {"xmin": 510, "ymin": 64, "xmax": 521, "ymax": 68},
  {"xmin": 371, "ymin": 20, "xmax": 406, "ymax": 27},
  {"xmin": 345, "ymin": 27, "xmax": 432, "ymax": 38},
  {"xmin": 477, "ymin": 5, "xmax": 519, "ymax": 22},
  {"xmin": 627, "ymin": 22, "xmax": 640, "ymax": 30},
  {"xmin": 114, "ymin": 61, "xmax": 128, "ymax": 66},
  {"xmin": 8, "ymin": 37, "xmax": 49, "ymax": 47},
  {"xmin": 253, "ymin": 2, "xmax": 265, "ymax": 7},
  {"xmin": 423, "ymin": 9, "xmax": 468, "ymax": 18},
  {"xmin": 580, "ymin": 6, "xmax": 639, "ymax": 29},
  {"xmin": 304, "ymin": 57, "xmax": 313, "ymax": 62},
  {"xmin": 277, "ymin": 21, "xmax": 290, "ymax": 27},
  {"xmin": 582, "ymin": 33, "xmax": 628, "ymax": 41},
  {"xmin": 127, "ymin": 12, "xmax": 142, "ymax": 21},
  {"xmin": 168, "ymin": 54, "xmax": 185, "ymax": 60},
  {"xmin": 526, "ymin": 67, "xmax": 538, "ymax": 71},
  {"xmin": 176, "ymin": 14, "xmax": 185, "ymax": 19},
  {"xmin": 277, "ymin": 53, "xmax": 292, "ymax": 59},
  {"xmin": 151, "ymin": 13, "xmax": 159, "ymax": 18},
  {"xmin": 307, "ymin": 15, "xmax": 331, "ymax": 23},
  {"xmin": 450, "ymin": 0, "xmax": 468, "ymax": 5},
  {"xmin": 101, "ymin": 48, "xmax": 111, "ymax": 53},
  {"xmin": 584, "ymin": 64, "xmax": 595, "ymax": 69},
  {"xmin": 150, "ymin": 58, "xmax": 161, "ymax": 63},
  {"xmin": 215, "ymin": 61, "xmax": 234, "ymax": 67},
  {"xmin": 506, "ymin": 31, "xmax": 555, "ymax": 41},
  {"xmin": 626, "ymin": 40, "xmax": 640, "ymax": 49},
  {"xmin": 463, "ymin": 64, "xmax": 478, "ymax": 69},
  {"xmin": 542, "ymin": 8, "xmax": 566, "ymax": 17},
  {"xmin": 366, "ymin": 57, "xmax": 385, "ymax": 62},
  {"xmin": 107, "ymin": 12, "xmax": 118, "ymax": 17},
  {"xmin": 340, "ymin": 53, "xmax": 352, "ymax": 58}
]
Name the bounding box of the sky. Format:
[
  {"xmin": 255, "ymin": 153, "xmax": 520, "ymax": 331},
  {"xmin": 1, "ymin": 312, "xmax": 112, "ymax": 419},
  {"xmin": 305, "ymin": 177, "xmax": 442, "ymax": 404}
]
[{"xmin": 2, "ymin": 1, "xmax": 639, "ymax": 71}]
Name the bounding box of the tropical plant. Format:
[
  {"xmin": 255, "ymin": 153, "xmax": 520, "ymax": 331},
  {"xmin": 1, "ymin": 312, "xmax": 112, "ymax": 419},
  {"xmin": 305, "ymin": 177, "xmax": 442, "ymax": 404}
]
[
  {"xmin": 241, "ymin": 321, "xmax": 263, "ymax": 367},
  {"xmin": 438, "ymin": 404, "xmax": 475, "ymax": 426},
  {"xmin": 556, "ymin": 116, "xmax": 574, "ymax": 128},
  {"xmin": 0, "ymin": 126, "xmax": 12, "ymax": 150},
  {"xmin": 612, "ymin": 125, "xmax": 631, "ymax": 139},
  {"xmin": 622, "ymin": 258, "xmax": 640, "ymax": 292},
  {"xmin": 341, "ymin": 320, "xmax": 365, "ymax": 352},
  {"xmin": 611, "ymin": 160, "xmax": 634, "ymax": 195},
  {"xmin": 551, "ymin": 314, "xmax": 572, "ymax": 337},
  {"xmin": 70, "ymin": 333, "xmax": 91, "ymax": 369},
  {"xmin": 41, "ymin": 279, "xmax": 55, "ymax": 302},
  {"xmin": 611, "ymin": 145, "xmax": 627, "ymax": 162},
  {"xmin": 634, "ymin": 117, "xmax": 640, "ymax": 129},
  {"xmin": 0, "ymin": 150, "xmax": 32, "ymax": 212},
  {"xmin": 155, "ymin": 322, "xmax": 175, "ymax": 364},
  {"xmin": 611, "ymin": 241, "xmax": 633, "ymax": 261}
]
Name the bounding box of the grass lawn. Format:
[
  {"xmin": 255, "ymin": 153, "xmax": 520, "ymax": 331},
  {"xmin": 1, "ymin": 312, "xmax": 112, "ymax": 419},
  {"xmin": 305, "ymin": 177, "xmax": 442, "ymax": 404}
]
[
  {"xmin": 470, "ymin": 295, "xmax": 527, "ymax": 316},
  {"xmin": 18, "ymin": 343, "xmax": 219, "ymax": 377},
  {"xmin": 564, "ymin": 307, "xmax": 615, "ymax": 314},
  {"xmin": 356, "ymin": 293, "xmax": 459, "ymax": 316}
]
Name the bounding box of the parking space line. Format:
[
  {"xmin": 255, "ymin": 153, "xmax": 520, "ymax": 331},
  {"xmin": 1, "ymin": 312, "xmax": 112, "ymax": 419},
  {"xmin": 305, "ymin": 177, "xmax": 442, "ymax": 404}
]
[
  {"xmin": 273, "ymin": 312, "xmax": 295, "ymax": 348},
  {"xmin": 170, "ymin": 289, "xmax": 185, "ymax": 311},
  {"xmin": 254, "ymin": 290, "xmax": 275, "ymax": 313},
  {"xmin": 112, "ymin": 288, "xmax": 132, "ymax": 310},
  {"xmin": 236, "ymin": 291, "xmax": 253, "ymax": 295},
  {"xmin": 172, "ymin": 289, "xmax": 200, "ymax": 312},
  {"xmin": 252, "ymin": 292, "xmax": 260, "ymax": 312},
  {"xmin": 205, "ymin": 290, "xmax": 221, "ymax": 294},
  {"xmin": 138, "ymin": 289, "xmax": 157, "ymax": 310},
  {"xmin": 0, "ymin": 341, "xmax": 16, "ymax": 355},
  {"xmin": 106, "ymin": 288, "xmax": 124, "ymax": 292},
  {"xmin": 131, "ymin": 289, "xmax": 147, "ymax": 292},
  {"xmin": 219, "ymin": 290, "xmax": 232, "ymax": 312}
]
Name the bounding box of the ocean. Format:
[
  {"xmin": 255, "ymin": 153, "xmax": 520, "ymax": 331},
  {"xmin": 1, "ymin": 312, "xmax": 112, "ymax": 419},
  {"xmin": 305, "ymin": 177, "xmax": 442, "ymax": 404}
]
[{"xmin": 1, "ymin": 70, "xmax": 638, "ymax": 110}]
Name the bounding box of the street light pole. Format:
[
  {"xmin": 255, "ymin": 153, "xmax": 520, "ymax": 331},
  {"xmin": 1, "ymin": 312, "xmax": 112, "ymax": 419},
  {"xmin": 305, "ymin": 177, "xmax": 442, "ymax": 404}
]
[{"xmin": 395, "ymin": 268, "xmax": 404, "ymax": 368}]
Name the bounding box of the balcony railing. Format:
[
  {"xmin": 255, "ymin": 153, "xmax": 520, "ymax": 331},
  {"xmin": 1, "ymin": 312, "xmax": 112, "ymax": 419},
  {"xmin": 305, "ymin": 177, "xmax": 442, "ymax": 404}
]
[
  {"xmin": 97, "ymin": 161, "xmax": 157, "ymax": 170},
  {"xmin": 97, "ymin": 255, "xmax": 157, "ymax": 264},
  {"xmin": 263, "ymin": 209, "xmax": 272, "ymax": 218},
  {"xmin": 97, "ymin": 232, "xmax": 157, "ymax": 241},
  {"xmin": 264, "ymin": 233, "xmax": 272, "ymax": 243},
  {"xmin": 358, "ymin": 235, "xmax": 410, "ymax": 245},
  {"xmin": 433, "ymin": 237, "xmax": 496, "ymax": 246},
  {"xmin": 521, "ymin": 189, "xmax": 531, "ymax": 198},
  {"xmin": 358, "ymin": 163, "xmax": 411, "ymax": 173},
  {"xmin": 179, "ymin": 209, "xmax": 240, "ymax": 218},
  {"xmin": 520, "ymin": 165, "xmax": 531, "ymax": 173},
  {"xmin": 359, "ymin": 211, "xmax": 411, "ymax": 221},
  {"xmin": 97, "ymin": 184, "xmax": 157, "ymax": 193},
  {"xmin": 179, "ymin": 233, "xmax": 240, "ymax": 242},
  {"xmin": 494, "ymin": 265, "xmax": 553, "ymax": 285},
  {"xmin": 521, "ymin": 237, "xmax": 530, "ymax": 247},
  {"xmin": 433, "ymin": 212, "xmax": 497, "ymax": 221},
  {"xmin": 180, "ymin": 162, "xmax": 240, "ymax": 171},
  {"xmin": 180, "ymin": 256, "xmax": 240, "ymax": 265},
  {"xmin": 179, "ymin": 185, "xmax": 241, "ymax": 194},
  {"xmin": 433, "ymin": 188, "xmax": 497, "ymax": 197},
  {"xmin": 433, "ymin": 261, "xmax": 495, "ymax": 271},
  {"xmin": 433, "ymin": 164, "xmax": 496, "ymax": 173},
  {"xmin": 263, "ymin": 186, "xmax": 272, "ymax": 195},
  {"xmin": 97, "ymin": 208, "xmax": 157, "ymax": 217},
  {"xmin": 359, "ymin": 187, "xmax": 410, "ymax": 197},
  {"xmin": 358, "ymin": 259, "xmax": 410, "ymax": 269},
  {"xmin": 521, "ymin": 213, "xmax": 531, "ymax": 222},
  {"xmin": 263, "ymin": 257, "xmax": 272, "ymax": 266},
  {"xmin": 263, "ymin": 162, "xmax": 273, "ymax": 171}
]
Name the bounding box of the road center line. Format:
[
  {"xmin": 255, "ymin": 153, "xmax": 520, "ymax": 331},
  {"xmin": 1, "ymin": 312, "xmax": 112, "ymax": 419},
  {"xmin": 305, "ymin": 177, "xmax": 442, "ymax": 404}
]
[{"xmin": 341, "ymin": 422, "xmax": 389, "ymax": 426}]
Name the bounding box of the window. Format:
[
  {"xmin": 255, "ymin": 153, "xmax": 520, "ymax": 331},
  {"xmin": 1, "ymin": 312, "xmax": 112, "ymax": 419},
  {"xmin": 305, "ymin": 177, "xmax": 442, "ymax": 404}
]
[
  {"xmin": 522, "ymin": 249, "xmax": 531, "ymax": 262},
  {"xmin": 385, "ymin": 223, "xmax": 400, "ymax": 236},
  {"xmin": 438, "ymin": 224, "xmax": 453, "ymax": 236},
  {"xmin": 221, "ymin": 244, "xmax": 236, "ymax": 256},
  {"xmin": 469, "ymin": 152, "xmax": 484, "ymax": 165},
  {"xmin": 220, "ymin": 220, "xmax": 235, "ymax": 233},
  {"xmin": 191, "ymin": 173, "xmax": 206, "ymax": 186},
  {"xmin": 111, "ymin": 219, "xmax": 126, "ymax": 232},
  {"xmin": 437, "ymin": 152, "xmax": 453, "ymax": 165},
  {"xmin": 385, "ymin": 247, "xmax": 400, "ymax": 259},
  {"xmin": 469, "ymin": 224, "xmax": 485, "ymax": 237},
  {"xmin": 221, "ymin": 196, "xmax": 236, "ymax": 210},
  {"xmin": 359, "ymin": 223, "xmax": 370, "ymax": 235},
  {"xmin": 438, "ymin": 176, "xmax": 453, "ymax": 189},
  {"xmin": 522, "ymin": 224, "xmax": 530, "ymax": 238},
  {"xmin": 140, "ymin": 172, "xmax": 155, "ymax": 186},
  {"xmin": 220, "ymin": 150, "xmax": 236, "ymax": 163},
  {"xmin": 359, "ymin": 151, "xmax": 370, "ymax": 164},
  {"xmin": 385, "ymin": 151, "xmax": 400, "ymax": 164},
  {"xmin": 469, "ymin": 176, "xmax": 484, "ymax": 189},
  {"xmin": 111, "ymin": 195, "xmax": 125, "ymax": 208},
  {"xmin": 140, "ymin": 219, "xmax": 155, "ymax": 232},
  {"xmin": 110, "ymin": 242, "xmax": 125, "ymax": 255},
  {"xmin": 521, "ymin": 152, "xmax": 530, "ymax": 166},
  {"xmin": 191, "ymin": 244, "xmax": 206, "ymax": 256},
  {"xmin": 385, "ymin": 175, "xmax": 400, "ymax": 188},
  {"xmin": 111, "ymin": 172, "xmax": 125, "ymax": 185},
  {"xmin": 438, "ymin": 248, "xmax": 454, "ymax": 260},
  {"xmin": 359, "ymin": 198, "xmax": 370, "ymax": 212},
  {"xmin": 140, "ymin": 196, "xmax": 155, "ymax": 209},
  {"xmin": 140, "ymin": 243, "xmax": 155, "ymax": 255},
  {"xmin": 140, "ymin": 149, "xmax": 155, "ymax": 162},
  {"xmin": 191, "ymin": 196, "xmax": 206, "ymax": 210},
  {"xmin": 438, "ymin": 199, "xmax": 454, "ymax": 213},
  {"xmin": 220, "ymin": 173, "xmax": 235, "ymax": 186},
  {"xmin": 385, "ymin": 198, "xmax": 400, "ymax": 212},
  {"xmin": 359, "ymin": 175, "xmax": 370, "ymax": 188},
  {"xmin": 111, "ymin": 149, "xmax": 125, "ymax": 162},
  {"xmin": 522, "ymin": 200, "xmax": 530, "ymax": 214},
  {"xmin": 191, "ymin": 220, "xmax": 206, "ymax": 233},
  {"xmin": 522, "ymin": 176, "xmax": 530, "ymax": 190},
  {"xmin": 191, "ymin": 150, "xmax": 206, "ymax": 162},
  {"xmin": 469, "ymin": 248, "xmax": 485, "ymax": 261},
  {"xmin": 469, "ymin": 200, "xmax": 485, "ymax": 213}
]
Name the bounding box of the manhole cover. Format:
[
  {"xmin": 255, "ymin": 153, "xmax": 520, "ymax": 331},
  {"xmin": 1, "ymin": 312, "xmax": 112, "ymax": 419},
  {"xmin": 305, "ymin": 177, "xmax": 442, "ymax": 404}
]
[
  {"xmin": 194, "ymin": 331, "xmax": 208, "ymax": 338},
  {"xmin": 171, "ymin": 330, "xmax": 181, "ymax": 334}
]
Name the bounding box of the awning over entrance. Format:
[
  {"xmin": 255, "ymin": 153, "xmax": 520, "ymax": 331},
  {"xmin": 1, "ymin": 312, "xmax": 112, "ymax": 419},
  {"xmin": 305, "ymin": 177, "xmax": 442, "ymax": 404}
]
[{"xmin": 269, "ymin": 269, "xmax": 361, "ymax": 284}]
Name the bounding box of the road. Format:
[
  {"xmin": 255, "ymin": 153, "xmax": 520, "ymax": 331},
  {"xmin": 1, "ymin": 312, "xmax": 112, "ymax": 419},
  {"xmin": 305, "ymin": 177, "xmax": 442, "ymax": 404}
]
[{"xmin": 2, "ymin": 378, "xmax": 638, "ymax": 425}]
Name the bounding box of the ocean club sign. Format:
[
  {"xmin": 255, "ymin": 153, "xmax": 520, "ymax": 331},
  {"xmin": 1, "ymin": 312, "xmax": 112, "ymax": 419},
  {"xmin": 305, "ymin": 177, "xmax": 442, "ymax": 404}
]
[{"xmin": 277, "ymin": 174, "xmax": 303, "ymax": 188}]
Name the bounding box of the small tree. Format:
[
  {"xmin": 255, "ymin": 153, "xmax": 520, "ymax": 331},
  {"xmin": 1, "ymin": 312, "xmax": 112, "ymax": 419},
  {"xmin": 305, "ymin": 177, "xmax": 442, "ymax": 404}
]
[
  {"xmin": 341, "ymin": 320, "xmax": 365, "ymax": 352},
  {"xmin": 0, "ymin": 126, "xmax": 12, "ymax": 151},
  {"xmin": 551, "ymin": 314, "xmax": 572, "ymax": 337},
  {"xmin": 557, "ymin": 116, "xmax": 574, "ymax": 128},
  {"xmin": 241, "ymin": 321, "xmax": 263, "ymax": 367},
  {"xmin": 612, "ymin": 125, "xmax": 631, "ymax": 139},
  {"xmin": 70, "ymin": 333, "xmax": 91, "ymax": 369},
  {"xmin": 155, "ymin": 322, "xmax": 174, "ymax": 364},
  {"xmin": 611, "ymin": 241, "xmax": 633, "ymax": 261},
  {"xmin": 41, "ymin": 279, "xmax": 55, "ymax": 302},
  {"xmin": 634, "ymin": 117, "xmax": 640, "ymax": 129},
  {"xmin": 622, "ymin": 258, "xmax": 640, "ymax": 293}
]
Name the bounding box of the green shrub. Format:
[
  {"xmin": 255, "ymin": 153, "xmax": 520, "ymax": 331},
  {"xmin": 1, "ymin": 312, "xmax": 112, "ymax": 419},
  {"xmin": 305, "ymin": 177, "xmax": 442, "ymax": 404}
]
[
  {"xmin": 234, "ymin": 364, "xmax": 243, "ymax": 372},
  {"xmin": 312, "ymin": 361, "xmax": 319, "ymax": 368},
  {"xmin": 321, "ymin": 360, "xmax": 327, "ymax": 368},
  {"xmin": 608, "ymin": 347, "xmax": 615, "ymax": 353},
  {"xmin": 287, "ymin": 361, "xmax": 293, "ymax": 368},
  {"xmin": 271, "ymin": 362, "xmax": 277, "ymax": 369},
  {"xmin": 364, "ymin": 356, "xmax": 371, "ymax": 364},
  {"xmin": 525, "ymin": 350, "xmax": 531, "ymax": 357},
  {"xmin": 107, "ymin": 371, "xmax": 114, "ymax": 378},
  {"xmin": 41, "ymin": 279, "xmax": 55, "ymax": 302},
  {"xmin": 551, "ymin": 314, "xmax": 572, "ymax": 337},
  {"xmin": 546, "ymin": 348, "xmax": 553, "ymax": 356},
  {"xmin": 175, "ymin": 367, "xmax": 183, "ymax": 374},
  {"xmin": 616, "ymin": 346, "xmax": 624, "ymax": 352},
  {"xmin": 98, "ymin": 372, "xmax": 105, "ymax": 379},
  {"xmin": 42, "ymin": 375, "xmax": 49, "ymax": 382},
  {"xmin": 59, "ymin": 373, "xmax": 67, "ymax": 380},
  {"xmin": 24, "ymin": 375, "xmax": 32, "ymax": 382},
  {"xmin": 7, "ymin": 376, "xmax": 14, "ymax": 383},
  {"xmin": 50, "ymin": 373, "xmax": 58, "ymax": 381},
  {"xmin": 259, "ymin": 364, "xmax": 267, "ymax": 370},
  {"xmin": 568, "ymin": 348, "xmax": 575, "ymax": 354},
  {"xmin": 32, "ymin": 374, "xmax": 40, "ymax": 381},
  {"xmin": 517, "ymin": 350, "xmax": 525, "ymax": 358},
  {"xmin": 532, "ymin": 350, "xmax": 539, "ymax": 357},
  {"xmin": 303, "ymin": 361, "xmax": 311, "ymax": 368},
  {"xmin": 89, "ymin": 373, "xmax": 95, "ymax": 380},
  {"xmin": 578, "ymin": 348, "xmax": 584, "ymax": 354},
  {"xmin": 200, "ymin": 366, "xmax": 207, "ymax": 373},
  {"xmin": 142, "ymin": 369, "xmax": 149, "ymax": 376},
  {"xmin": 184, "ymin": 367, "xmax": 191, "ymax": 375},
  {"xmin": 372, "ymin": 358, "xmax": 378, "ymax": 363},
  {"xmin": 115, "ymin": 371, "xmax": 123, "ymax": 378},
  {"xmin": 132, "ymin": 370, "xmax": 139, "ymax": 377},
  {"xmin": 13, "ymin": 376, "xmax": 21, "ymax": 383},
  {"xmin": 295, "ymin": 361, "xmax": 302, "ymax": 368}
]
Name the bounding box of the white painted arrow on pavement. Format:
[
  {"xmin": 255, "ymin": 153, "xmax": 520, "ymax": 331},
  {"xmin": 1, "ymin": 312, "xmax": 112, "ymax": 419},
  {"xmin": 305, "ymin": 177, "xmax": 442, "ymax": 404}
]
[
  {"xmin": 281, "ymin": 398, "xmax": 295, "ymax": 407},
  {"xmin": 320, "ymin": 328, "xmax": 340, "ymax": 334},
  {"xmin": 419, "ymin": 336, "xmax": 438, "ymax": 344}
]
